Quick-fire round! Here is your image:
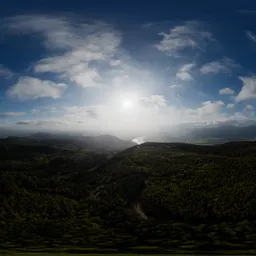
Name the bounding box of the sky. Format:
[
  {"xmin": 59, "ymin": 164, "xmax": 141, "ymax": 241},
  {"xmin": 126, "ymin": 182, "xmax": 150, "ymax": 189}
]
[{"xmin": 1, "ymin": 0, "xmax": 256, "ymax": 137}]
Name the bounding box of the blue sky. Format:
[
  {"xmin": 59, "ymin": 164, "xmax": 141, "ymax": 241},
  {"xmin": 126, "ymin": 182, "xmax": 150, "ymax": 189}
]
[{"xmin": 1, "ymin": 0, "xmax": 256, "ymax": 135}]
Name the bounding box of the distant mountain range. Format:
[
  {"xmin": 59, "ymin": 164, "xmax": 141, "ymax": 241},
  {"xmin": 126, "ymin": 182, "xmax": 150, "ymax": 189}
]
[
  {"xmin": 189, "ymin": 124, "xmax": 256, "ymax": 140},
  {"xmin": 143, "ymin": 123, "xmax": 256, "ymax": 144},
  {"xmin": 1, "ymin": 121, "xmax": 256, "ymax": 147},
  {"xmin": 2, "ymin": 132, "xmax": 136, "ymax": 152}
]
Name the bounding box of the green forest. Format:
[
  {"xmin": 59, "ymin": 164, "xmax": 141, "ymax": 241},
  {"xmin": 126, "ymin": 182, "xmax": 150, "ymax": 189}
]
[{"xmin": 1, "ymin": 138, "xmax": 256, "ymax": 253}]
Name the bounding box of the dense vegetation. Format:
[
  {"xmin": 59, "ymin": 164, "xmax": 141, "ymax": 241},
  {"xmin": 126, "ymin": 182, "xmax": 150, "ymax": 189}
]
[{"xmin": 1, "ymin": 138, "xmax": 256, "ymax": 253}]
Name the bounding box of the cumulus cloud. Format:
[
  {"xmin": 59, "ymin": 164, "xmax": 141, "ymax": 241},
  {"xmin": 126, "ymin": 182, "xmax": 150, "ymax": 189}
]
[
  {"xmin": 5, "ymin": 15, "xmax": 121, "ymax": 88},
  {"xmin": 227, "ymin": 103, "xmax": 235, "ymax": 109},
  {"xmin": 7, "ymin": 77, "xmax": 67, "ymax": 100},
  {"xmin": 193, "ymin": 100, "xmax": 224, "ymax": 116},
  {"xmin": 236, "ymin": 76, "xmax": 256, "ymax": 102},
  {"xmin": 245, "ymin": 104, "xmax": 254, "ymax": 110},
  {"xmin": 246, "ymin": 31, "xmax": 256, "ymax": 42},
  {"xmin": 176, "ymin": 63, "xmax": 196, "ymax": 81},
  {"xmin": 200, "ymin": 58, "xmax": 239, "ymax": 74},
  {"xmin": 0, "ymin": 112, "xmax": 25, "ymax": 118},
  {"xmin": 219, "ymin": 87, "xmax": 235, "ymax": 95},
  {"xmin": 34, "ymin": 47, "xmax": 114, "ymax": 87},
  {"xmin": 155, "ymin": 21, "xmax": 214, "ymax": 57}
]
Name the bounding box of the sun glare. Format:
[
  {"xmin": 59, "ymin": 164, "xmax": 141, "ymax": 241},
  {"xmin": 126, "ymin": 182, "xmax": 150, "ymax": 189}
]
[{"xmin": 122, "ymin": 99, "xmax": 133, "ymax": 109}]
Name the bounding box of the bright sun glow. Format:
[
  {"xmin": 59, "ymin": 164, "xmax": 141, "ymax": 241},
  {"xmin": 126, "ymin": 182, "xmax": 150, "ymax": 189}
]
[{"xmin": 122, "ymin": 99, "xmax": 134, "ymax": 109}]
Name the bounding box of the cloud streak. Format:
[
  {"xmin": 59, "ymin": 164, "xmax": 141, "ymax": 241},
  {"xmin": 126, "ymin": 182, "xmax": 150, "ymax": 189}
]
[
  {"xmin": 246, "ymin": 31, "xmax": 256, "ymax": 42},
  {"xmin": 155, "ymin": 21, "xmax": 214, "ymax": 57},
  {"xmin": 65, "ymin": 106, "xmax": 98, "ymax": 119},
  {"xmin": 0, "ymin": 112, "xmax": 25, "ymax": 118},
  {"xmin": 16, "ymin": 120, "xmax": 66, "ymax": 125},
  {"xmin": 200, "ymin": 58, "xmax": 239, "ymax": 75}
]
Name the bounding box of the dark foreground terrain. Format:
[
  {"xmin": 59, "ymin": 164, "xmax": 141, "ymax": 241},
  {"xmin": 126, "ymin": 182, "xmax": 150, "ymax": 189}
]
[{"xmin": 1, "ymin": 137, "xmax": 256, "ymax": 253}]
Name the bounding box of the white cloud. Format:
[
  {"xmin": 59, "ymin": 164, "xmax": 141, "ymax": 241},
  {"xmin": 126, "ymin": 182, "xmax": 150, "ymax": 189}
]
[
  {"xmin": 7, "ymin": 77, "xmax": 67, "ymax": 100},
  {"xmin": 0, "ymin": 112, "xmax": 25, "ymax": 118},
  {"xmin": 139, "ymin": 95, "xmax": 167, "ymax": 108},
  {"xmin": 5, "ymin": 15, "xmax": 121, "ymax": 88},
  {"xmin": 219, "ymin": 87, "xmax": 235, "ymax": 95},
  {"xmin": 4, "ymin": 15, "xmax": 160, "ymax": 95},
  {"xmin": 195, "ymin": 100, "xmax": 225, "ymax": 116},
  {"xmin": 65, "ymin": 106, "xmax": 98, "ymax": 119},
  {"xmin": 169, "ymin": 84, "xmax": 179, "ymax": 89},
  {"xmin": 68, "ymin": 65, "xmax": 100, "ymax": 88},
  {"xmin": 155, "ymin": 21, "xmax": 214, "ymax": 57},
  {"xmin": 31, "ymin": 106, "xmax": 57, "ymax": 114},
  {"xmin": 246, "ymin": 31, "xmax": 256, "ymax": 42},
  {"xmin": 236, "ymin": 76, "xmax": 256, "ymax": 102},
  {"xmin": 200, "ymin": 58, "xmax": 239, "ymax": 74},
  {"xmin": 34, "ymin": 44, "xmax": 116, "ymax": 87},
  {"xmin": 109, "ymin": 59, "xmax": 121, "ymax": 66},
  {"xmin": 5, "ymin": 15, "xmax": 112, "ymax": 50},
  {"xmin": 227, "ymin": 103, "xmax": 235, "ymax": 109},
  {"xmin": 176, "ymin": 63, "xmax": 196, "ymax": 81},
  {"xmin": 245, "ymin": 104, "xmax": 254, "ymax": 110}
]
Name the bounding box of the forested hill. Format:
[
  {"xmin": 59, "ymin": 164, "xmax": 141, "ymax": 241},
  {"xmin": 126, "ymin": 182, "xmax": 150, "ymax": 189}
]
[{"xmin": 1, "ymin": 140, "xmax": 256, "ymax": 253}]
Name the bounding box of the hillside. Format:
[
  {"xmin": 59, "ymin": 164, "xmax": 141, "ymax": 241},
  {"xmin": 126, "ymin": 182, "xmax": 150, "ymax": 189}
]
[
  {"xmin": 1, "ymin": 133, "xmax": 135, "ymax": 152},
  {"xmin": 1, "ymin": 141, "xmax": 256, "ymax": 253}
]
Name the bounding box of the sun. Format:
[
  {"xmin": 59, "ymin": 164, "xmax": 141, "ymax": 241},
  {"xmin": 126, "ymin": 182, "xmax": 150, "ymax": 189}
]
[{"xmin": 122, "ymin": 99, "xmax": 134, "ymax": 109}]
